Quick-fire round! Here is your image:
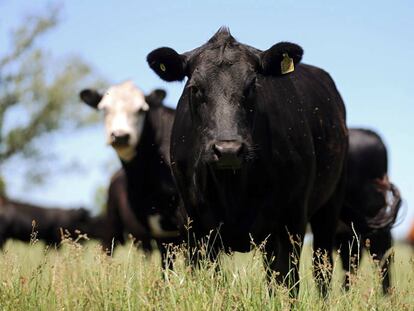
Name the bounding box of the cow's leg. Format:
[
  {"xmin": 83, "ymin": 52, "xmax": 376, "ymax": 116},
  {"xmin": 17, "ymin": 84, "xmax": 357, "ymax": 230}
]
[
  {"xmin": 158, "ymin": 236, "xmax": 184, "ymax": 273},
  {"xmin": 104, "ymin": 221, "xmax": 125, "ymax": 255},
  {"xmin": 311, "ymin": 195, "xmax": 344, "ymax": 297},
  {"xmin": 187, "ymin": 233, "xmax": 221, "ymax": 270},
  {"xmin": 368, "ymin": 229, "xmax": 393, "ymax": 294},
  {"xmin": 141, "ymin": 237, "xmax": 153, "ymax": 254},
  {"xmin": 336, "ymin": 227, "xmax": 362, "ymax": 291},
  {"xmin": 263, "ymin": 223, "xmax": 305, "ymax": 298},
  {"xmin": 311, "ymin": 163, "xmax": 346, "ymax": 297},
  {"xmin": 157, "ymin": 240, "xmax": 175, "ymax": 271},
  {"xmin": 103, "ymin": 201, "xmax": 125, "ymax": 255},
  {"xmin": 311, "ymin": 208, "xmax": 336, "ymax": 297}
]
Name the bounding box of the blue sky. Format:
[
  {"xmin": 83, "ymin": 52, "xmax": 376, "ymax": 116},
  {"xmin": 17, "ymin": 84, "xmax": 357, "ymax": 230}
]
[{"xmin": 1, "ymin": 0, "xmax": 413, "ymax": 238}]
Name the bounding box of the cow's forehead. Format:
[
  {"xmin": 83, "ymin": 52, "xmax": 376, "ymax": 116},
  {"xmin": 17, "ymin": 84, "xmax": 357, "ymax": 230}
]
[
  {"xmin": 190, "ymin": 44, "xmax": 257, "ymax": 79},
  {"xmin": 98, "ymin": 81, "xmax": 146, "ymax": 110}
]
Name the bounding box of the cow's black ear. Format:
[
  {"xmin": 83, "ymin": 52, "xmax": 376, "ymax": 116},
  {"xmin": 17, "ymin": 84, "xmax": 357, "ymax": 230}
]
[
  {"xmin": 260, "ymin": 42, "xmax": 303, "ymax": 76},
  {"xmin": 147, "ymin": 47, "xmax": 187, "ymax": 82},
  {"xmin": 145, "ymin": 89, "xmax": 167, "ymax": 107},
  {"xmin": 79, "ymin": 89, "xmax": 103, "ymax": 109}
]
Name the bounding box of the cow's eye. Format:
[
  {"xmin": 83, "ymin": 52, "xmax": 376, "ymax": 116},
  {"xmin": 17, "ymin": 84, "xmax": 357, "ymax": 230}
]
[
  {"xmin": 191, "ymin": 85, "xmax": 205, "ymax": 101},
  {"xmin": 243, "ymin": 77, "xmax": 256, "ymax": 98}
]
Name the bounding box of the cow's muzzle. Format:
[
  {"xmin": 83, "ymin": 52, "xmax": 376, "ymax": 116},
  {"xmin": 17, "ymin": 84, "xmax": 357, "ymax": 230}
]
[
  {"xmin": 110, "ymin": 131, "xmax": 130, "ymax": 148},
  {"xmin": 211, "ymin": 140, "xmax": 244, "ymax": 169}
]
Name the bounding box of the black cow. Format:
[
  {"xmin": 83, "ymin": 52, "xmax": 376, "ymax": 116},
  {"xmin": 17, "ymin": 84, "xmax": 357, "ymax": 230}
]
[
  {"xmin": 147, "ymin": 28, "xmax": 348, "ymax": 295},
  {"xmin": 336, "ymin": 128, "xmax": 401, "ymax": 294},
  {"xmin": 0, "ymin": 195, "xmax": 97, "ymax": 247},
  {"xmin": 80, "ymin": 82, "xmax": 180, "ymax": 267}
]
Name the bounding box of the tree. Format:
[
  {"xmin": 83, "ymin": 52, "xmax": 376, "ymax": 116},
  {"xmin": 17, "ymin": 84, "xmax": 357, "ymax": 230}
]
[{"xmin": 0, "ymin": 7, "xmax": 105, "ymax": 196}]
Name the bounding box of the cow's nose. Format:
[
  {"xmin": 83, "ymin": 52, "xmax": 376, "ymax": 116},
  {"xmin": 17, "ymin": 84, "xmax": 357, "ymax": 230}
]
[
  {"xmin": 212, "ymin": 140, "xmax": 244, "ymax": 169},
  {"xmin": 213, "ymin": 141, "xmax": 243, "ymax": 158},
  {"xmin": 110, "ymin": 131, "xmax": 130, "ymax": 147}
]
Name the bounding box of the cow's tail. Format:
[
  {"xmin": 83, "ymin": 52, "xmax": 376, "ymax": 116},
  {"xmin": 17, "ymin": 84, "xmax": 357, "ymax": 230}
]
[{"xmin": 366, "ymin": 179, "xmax": 402, "ymax": 230}]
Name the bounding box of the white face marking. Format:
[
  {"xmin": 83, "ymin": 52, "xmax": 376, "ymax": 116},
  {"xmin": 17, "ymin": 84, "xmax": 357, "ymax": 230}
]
[
  {"xmin": 147, "ymin": 214, "xmax": 179, "ymax": 238},
  {"xmin": 98, "ymin": 80, "xmax": 149, "ymax": 161}
]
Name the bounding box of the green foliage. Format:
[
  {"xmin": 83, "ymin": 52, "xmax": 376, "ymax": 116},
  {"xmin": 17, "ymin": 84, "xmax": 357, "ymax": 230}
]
[
  {"xmin": 0, "ymin": 240, "xmax": 412, "ymax": 310},
  {"xmin": 93, "ymin": 184, "xmax": 108, "ymax": 215},
  {"xmin": 0, "ymin": 7, "xmax": 105, "ymax": 192},
  {"xmin": 0, "ymin": 175, "xmax": 5, "ymax": 196}
]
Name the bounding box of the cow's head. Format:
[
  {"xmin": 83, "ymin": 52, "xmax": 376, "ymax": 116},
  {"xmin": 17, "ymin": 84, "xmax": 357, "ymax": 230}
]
[
  {"xmin": 74, "ymin": 207, "xmax": 91, "ymax": 223},
  {"xmin": 147, "ymin": 28, "xmax": 303, "ymax": 169},
  {"xmin": 80, "ymin": 81, "xmax": 166, "ymax": 161}
]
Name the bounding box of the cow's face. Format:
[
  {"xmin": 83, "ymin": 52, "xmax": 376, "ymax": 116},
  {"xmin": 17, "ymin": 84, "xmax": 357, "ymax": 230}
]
[
  {"xmin": 147, "ymin": 28, "xmax": 303, "ymax": 169},
  {"xmin": 98, "ymin": 82, "xmax": 148, "ymax": 161},
  {"xmin": 80, "ymin": 82, "xmax": 165, "ymax": 162},
  {"xmin": 184, "ymin": 47, "xmax": 258, "ymax": 169}
]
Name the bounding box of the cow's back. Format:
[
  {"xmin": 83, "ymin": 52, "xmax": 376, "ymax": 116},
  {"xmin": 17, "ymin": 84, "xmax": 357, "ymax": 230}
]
[
  {"xmin": 343, "ymin": 128, "xmax": 391, "ymax": 230},
  {"xmin": 348, "ymin": 128, "xmax": 387, "ymax": 181}
]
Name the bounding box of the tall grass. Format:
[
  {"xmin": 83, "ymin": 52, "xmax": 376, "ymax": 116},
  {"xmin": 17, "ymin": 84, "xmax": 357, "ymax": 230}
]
[{"xmin": 0, "ymin": 236, "xmax": 412, "ymax": 310}]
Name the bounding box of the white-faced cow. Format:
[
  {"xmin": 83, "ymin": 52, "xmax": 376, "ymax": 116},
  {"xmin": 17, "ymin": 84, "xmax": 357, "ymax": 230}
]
[
  {"xmin": 79, "ymin": 81, "xmax": 180, "ymax": 266},
  {"xmin": 147, "ymin": 28, "xmax": 348, "ymax": 296},
  {"xmin": 336, "ymin": 128, "xmax": 401, "ymax": 294}
]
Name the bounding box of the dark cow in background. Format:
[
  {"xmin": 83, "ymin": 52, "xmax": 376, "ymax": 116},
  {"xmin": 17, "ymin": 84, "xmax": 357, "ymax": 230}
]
[
  {"xmin": 147, "ymin": 28, "xmax": 348, "ymax": 296},
  {"xmin": 0, "ymin": 195, "xmax": 98, "ymax": 247},
  {"xmin": 337, "ymin": 128, "xmax": 402, "ymax": 294},
  {"xmin": 80, "ymin": 82, "xmax": 180, "ymax": 266}
]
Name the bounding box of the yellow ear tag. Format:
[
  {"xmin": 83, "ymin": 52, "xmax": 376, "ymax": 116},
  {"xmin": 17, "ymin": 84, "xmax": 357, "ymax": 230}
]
[
  {"xmin": 281, "ymin": 53, "xmax": 294, "ymax": 74},
  {"xmin": 159, "ymin": 63, "xmax": 166, "ymax": 72}
]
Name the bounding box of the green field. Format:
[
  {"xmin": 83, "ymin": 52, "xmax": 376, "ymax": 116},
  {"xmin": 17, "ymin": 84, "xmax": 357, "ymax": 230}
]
[{"xmin": 0, "ymin": 237, "xmax": 413, "ymax": 311}]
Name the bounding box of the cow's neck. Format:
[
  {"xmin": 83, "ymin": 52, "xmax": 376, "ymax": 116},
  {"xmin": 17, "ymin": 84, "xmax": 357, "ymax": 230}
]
[{"xmin": 120, "ymin": 110, "xmax": 161, "ymax": 189}]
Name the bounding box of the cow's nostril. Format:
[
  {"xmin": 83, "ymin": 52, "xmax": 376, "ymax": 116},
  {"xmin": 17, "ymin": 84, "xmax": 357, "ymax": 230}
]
[
  {"xmin": 111, "ymin": 132, "xmax": 131, "ymax": 146},
  {"xmin": 213, "ymin": 144, "xmax": 223, "ymax": 158}
]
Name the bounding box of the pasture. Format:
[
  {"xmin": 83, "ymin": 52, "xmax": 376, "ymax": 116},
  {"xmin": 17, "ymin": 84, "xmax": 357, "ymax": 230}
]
[
  {"xmin": 0, "ymin": 237, "xmax": 412, "ymax": 310},
  {"xmin": 1, "ymin": 2, "xmax": 413, "ymax": 311}
]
